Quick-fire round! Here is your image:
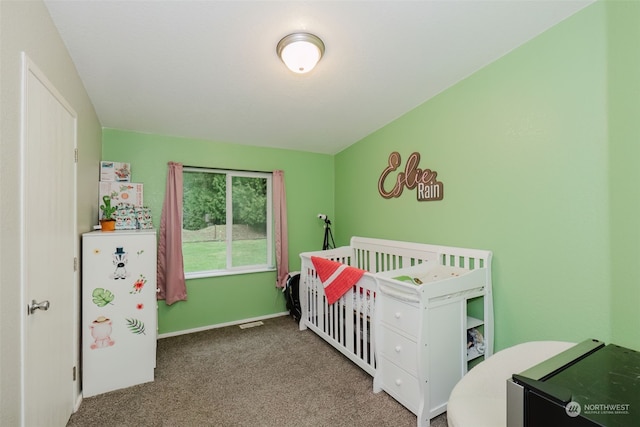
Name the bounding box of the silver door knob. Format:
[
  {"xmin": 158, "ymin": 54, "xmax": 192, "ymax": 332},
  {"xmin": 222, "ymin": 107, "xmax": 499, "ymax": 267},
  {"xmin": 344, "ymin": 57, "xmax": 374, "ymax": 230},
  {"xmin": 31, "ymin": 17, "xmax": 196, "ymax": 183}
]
[{"xmin": 28, "ymin": 299, "xmax": 50, "ymax": 315}]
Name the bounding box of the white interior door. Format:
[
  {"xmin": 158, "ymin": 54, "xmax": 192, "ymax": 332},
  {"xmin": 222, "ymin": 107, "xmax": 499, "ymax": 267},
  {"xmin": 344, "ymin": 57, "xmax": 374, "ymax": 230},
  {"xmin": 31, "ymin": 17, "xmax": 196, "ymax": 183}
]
[{"xmin": 21, "ymin": 53, "xmax": 78, "ymax": 427}]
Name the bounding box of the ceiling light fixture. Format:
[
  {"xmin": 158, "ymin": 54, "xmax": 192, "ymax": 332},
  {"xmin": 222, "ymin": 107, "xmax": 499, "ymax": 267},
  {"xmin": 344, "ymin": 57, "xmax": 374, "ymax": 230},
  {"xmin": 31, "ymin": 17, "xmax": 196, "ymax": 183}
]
[{"xmin": 276, "ymin": 32, "xmax": 325, "ymax": 74}]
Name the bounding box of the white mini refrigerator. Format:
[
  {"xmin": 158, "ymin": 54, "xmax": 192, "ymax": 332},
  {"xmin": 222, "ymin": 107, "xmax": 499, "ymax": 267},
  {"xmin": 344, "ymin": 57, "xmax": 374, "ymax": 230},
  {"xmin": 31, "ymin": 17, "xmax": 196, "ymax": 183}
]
[{"xmin": 82, "ymin": 230, "xmax": 157, "ymax": 397}]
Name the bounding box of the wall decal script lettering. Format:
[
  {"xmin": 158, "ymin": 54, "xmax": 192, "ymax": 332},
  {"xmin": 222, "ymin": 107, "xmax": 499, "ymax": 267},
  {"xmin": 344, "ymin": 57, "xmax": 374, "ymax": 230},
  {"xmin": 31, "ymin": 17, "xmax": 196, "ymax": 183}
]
[{"xmin": 378, "ymin": 152, "xmax": 444, "ymax": 201}]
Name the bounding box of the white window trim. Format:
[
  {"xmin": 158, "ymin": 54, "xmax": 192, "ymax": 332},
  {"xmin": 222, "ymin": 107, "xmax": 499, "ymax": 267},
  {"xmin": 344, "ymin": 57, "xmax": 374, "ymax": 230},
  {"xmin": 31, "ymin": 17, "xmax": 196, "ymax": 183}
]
[
  {"xmin": 182, "ymin": 167, "xmax": 274, "ymax": 277},
  {"xmin": 185, "ymin": 266, "xmax": 276, "ymax": 280}
]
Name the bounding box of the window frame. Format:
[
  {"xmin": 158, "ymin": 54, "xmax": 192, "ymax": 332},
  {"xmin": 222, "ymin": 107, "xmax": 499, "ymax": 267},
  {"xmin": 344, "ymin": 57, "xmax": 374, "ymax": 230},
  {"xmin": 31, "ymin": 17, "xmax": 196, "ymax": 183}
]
[{"xmin": 182, "ymin": 167, "xmax": 274, "ymax": 279}]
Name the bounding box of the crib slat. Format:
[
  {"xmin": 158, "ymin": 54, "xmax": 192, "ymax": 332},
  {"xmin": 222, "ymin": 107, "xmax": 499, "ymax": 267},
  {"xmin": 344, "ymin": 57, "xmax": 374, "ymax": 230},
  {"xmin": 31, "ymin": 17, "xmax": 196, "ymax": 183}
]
[
  {"xmin": 369, "ymin": 250, "xmax": 377, "ymax": 273},
  {"xmin": 356, "ymin": 293, "xmax": 363, "ymax": 359},
  {"xmin": 345, "ymin": 289, "xmax": 355, "ymax": 353}
]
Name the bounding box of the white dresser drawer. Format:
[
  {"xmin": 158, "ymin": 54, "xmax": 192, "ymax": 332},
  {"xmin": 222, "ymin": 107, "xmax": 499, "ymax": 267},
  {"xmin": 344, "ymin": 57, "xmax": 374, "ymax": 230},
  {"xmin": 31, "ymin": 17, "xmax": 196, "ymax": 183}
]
[
  {"xmin": 379, "ymin": 296, "xmax": 420, "ymax": 336},
  {"xmin": 377, "ymin": 357, "xmax": 420, "ymax": 414},
  {"xmin": 379, "ymin": 325, "xmax": 418, "ymax": 375}
]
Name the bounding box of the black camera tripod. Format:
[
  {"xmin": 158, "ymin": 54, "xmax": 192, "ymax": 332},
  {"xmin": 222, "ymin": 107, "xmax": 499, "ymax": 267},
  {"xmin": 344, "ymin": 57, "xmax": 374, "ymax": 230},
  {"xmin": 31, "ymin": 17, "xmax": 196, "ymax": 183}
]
[{"xmin": 321, "ymin": 216, "xmax": 335, "ymax": 250}]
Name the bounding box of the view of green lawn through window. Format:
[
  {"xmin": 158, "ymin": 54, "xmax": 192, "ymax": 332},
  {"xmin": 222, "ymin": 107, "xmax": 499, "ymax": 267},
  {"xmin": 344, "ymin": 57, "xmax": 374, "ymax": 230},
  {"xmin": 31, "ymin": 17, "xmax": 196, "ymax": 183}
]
[{"xmin": 182, "ymin": 238, "xmax": 268, "ymax": 273}]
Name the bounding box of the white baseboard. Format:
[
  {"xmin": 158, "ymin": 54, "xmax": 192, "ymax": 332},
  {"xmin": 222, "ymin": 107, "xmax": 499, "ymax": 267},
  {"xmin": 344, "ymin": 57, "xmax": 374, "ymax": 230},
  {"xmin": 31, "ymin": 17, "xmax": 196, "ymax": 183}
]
[{"xmin": 157, "ymin": 312, "xmax": 290, "ymax": 339}]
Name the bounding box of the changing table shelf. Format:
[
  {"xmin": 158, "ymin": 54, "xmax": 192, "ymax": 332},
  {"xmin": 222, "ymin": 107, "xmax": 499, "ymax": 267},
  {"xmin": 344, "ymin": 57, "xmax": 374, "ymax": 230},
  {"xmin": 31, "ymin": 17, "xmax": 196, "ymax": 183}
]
[{"xmin": 467, "ymin": 316, "xmax": 483, "ymax": 329}]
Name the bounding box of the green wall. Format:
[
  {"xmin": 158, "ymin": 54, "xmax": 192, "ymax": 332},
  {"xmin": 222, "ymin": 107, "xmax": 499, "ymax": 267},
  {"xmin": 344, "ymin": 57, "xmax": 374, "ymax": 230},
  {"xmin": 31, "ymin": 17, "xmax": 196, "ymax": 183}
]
[
  {"xmin": 102, "ymin": 129, "xmax": 334, "ymax": 334},
  {"xmin": 608, "ymin": 0, "xmax": 640, "ymax": 350},
  {"xmin": 336, "ymin": 2, "xmax": 616, "ymax": 351}
]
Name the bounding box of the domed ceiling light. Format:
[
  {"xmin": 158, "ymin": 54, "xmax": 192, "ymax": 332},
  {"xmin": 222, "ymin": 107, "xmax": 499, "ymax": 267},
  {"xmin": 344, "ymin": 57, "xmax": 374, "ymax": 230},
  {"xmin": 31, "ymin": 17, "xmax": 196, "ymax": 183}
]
[{"xmin": 276, "ymin": 32, "xmax": 325, "ymax": 74}]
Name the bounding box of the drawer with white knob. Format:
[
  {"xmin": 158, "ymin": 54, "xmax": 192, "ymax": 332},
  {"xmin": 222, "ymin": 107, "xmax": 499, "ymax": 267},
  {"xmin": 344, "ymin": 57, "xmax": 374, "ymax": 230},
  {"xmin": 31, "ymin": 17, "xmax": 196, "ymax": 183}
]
[
  {"xmin": 379, "ymin": 296, "xmax": 420, "ymax": 336},
  {"xmin": 379, "ymin": 325, "xmax": 418, "ymax": 375},
  {"xmin": 376, "ymin": 357, "xmax": 420, "ymax": 414}
]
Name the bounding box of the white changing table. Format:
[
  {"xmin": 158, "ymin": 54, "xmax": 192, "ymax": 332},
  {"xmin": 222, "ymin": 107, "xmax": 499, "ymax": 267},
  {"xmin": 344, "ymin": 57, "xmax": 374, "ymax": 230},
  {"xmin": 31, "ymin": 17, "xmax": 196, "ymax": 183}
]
[{"xmin": 373, "ymin": 262, "xmax": 493, "ymax": 427}]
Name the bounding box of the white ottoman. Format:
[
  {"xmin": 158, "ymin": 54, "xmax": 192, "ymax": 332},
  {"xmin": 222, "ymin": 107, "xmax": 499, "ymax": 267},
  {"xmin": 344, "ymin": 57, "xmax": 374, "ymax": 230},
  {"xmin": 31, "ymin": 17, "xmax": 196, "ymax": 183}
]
[{"xmin": 447, "ymin": 341, "xmax": 575, "ymax": 427}]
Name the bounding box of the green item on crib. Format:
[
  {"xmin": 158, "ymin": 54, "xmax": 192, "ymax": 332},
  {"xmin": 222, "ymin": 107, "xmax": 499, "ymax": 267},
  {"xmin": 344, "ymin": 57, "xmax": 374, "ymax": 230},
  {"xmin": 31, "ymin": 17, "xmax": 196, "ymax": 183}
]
[{"xmin": 393, "ymin": 275, "xmax": 419, "ymax": 285}]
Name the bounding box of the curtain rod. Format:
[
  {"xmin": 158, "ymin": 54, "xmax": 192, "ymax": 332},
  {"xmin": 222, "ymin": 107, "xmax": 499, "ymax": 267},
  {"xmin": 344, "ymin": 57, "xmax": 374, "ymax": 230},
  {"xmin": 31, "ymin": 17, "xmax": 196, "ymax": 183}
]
[{"xmin": 183, "ymin": 165, "xmax": 272, "ymax": 174}]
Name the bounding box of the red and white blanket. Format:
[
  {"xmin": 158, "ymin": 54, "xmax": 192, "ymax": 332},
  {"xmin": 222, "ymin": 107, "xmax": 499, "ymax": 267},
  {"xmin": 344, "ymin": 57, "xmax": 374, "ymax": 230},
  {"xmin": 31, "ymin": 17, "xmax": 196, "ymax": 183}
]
[{"xmin": 311, "ymin": 256, "xmax": 366, "ymax": 305}]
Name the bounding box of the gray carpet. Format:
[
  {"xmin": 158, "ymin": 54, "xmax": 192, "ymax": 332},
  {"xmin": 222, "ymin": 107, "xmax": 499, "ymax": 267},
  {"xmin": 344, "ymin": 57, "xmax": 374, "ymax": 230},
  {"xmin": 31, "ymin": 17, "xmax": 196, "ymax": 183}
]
[{"xmin": 67, "ymin": 315, "xmax": 448, "ymax": 427}]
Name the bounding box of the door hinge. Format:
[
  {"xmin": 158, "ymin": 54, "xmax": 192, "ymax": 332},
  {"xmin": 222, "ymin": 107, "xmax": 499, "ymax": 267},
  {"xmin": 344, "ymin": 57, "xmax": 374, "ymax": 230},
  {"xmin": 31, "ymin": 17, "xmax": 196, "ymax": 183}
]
[
  {"xmin": 74, "ymin": 148, "xmax": 78, "ymax": 163},
  {"xmin": 73, "ymin": 257, "xmax": 78, "ymax": 272},
  {"xmin": 72, "ymin": 366, "xmax": 77, "ymax": 381}
]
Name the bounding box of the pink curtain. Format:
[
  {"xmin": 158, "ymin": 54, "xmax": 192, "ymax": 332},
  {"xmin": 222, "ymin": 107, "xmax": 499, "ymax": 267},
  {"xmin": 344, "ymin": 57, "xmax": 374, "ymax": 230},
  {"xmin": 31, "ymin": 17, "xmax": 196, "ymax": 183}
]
[
  {"xmin": 273, "ymin": 170, "xmax": 289, "ymax": 288},
  {"xmin": 157, "ymin": 162, "xmax": 187, "ymax": 305}
]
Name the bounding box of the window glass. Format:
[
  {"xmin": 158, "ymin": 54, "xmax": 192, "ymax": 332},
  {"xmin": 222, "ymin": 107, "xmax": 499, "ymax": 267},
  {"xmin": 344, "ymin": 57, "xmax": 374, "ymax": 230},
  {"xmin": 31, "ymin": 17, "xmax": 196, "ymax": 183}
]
[{"xmin": 182, "ymin": 168, "xmax": 272, "ymax": 276}]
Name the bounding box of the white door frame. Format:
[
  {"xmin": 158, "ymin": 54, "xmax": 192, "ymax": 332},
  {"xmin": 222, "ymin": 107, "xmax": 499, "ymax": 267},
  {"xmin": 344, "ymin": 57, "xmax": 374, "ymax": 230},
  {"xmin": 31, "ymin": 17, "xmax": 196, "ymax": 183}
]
[{"xmin": 19, "ymin": 52, "xmax": 79, "ymax": 426}]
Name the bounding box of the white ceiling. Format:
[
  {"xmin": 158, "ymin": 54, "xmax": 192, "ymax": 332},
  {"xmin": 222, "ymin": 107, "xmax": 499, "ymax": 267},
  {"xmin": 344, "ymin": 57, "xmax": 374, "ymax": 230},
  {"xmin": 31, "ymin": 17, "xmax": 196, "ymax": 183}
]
[{"xmin": 44, "ymin": 0, "xmax": 594, "ymax": 155}]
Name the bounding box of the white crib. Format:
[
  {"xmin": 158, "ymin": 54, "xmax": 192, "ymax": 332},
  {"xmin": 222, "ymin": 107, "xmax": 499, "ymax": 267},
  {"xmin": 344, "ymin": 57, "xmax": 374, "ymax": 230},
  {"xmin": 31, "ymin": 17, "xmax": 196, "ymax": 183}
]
[{"xmin": 299, "ymin": 236, "xmax": 493, "ymax": 425}]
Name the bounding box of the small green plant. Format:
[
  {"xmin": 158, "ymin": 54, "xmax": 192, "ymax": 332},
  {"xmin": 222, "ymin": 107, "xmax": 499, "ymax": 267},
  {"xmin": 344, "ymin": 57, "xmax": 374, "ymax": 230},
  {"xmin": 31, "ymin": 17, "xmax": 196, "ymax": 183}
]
[{"xmin": 100, "ymin": 195, "xmax": 117, "ymax": 220}]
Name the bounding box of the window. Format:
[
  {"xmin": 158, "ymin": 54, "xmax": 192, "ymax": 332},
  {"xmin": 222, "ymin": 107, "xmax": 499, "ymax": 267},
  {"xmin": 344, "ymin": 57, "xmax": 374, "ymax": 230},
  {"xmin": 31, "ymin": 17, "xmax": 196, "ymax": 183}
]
[{"xmin": 182, "ymin": 168, "xmax": 273, "ymax": 277}]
